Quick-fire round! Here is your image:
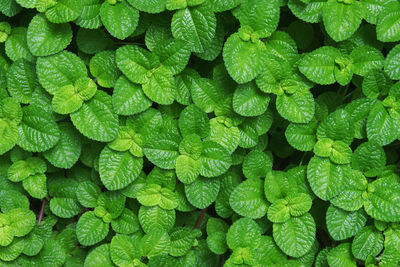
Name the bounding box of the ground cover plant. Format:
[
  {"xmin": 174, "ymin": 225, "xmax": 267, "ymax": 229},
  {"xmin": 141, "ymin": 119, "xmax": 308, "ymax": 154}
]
[{"xmin": 1, "ymin": 0, "xmax": 400, "ymax": 266}]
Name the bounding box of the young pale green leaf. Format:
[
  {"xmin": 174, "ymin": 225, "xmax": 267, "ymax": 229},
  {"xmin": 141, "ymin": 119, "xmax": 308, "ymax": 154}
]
[
  {"xmin": 264, "ymin": 170, "xmax": 290, "ymax": 203},
  {"xmin": 175, "ymin": 155, "xmax": 201, "ymax": 184},
  {"xmin": 267, "ymin": 199, "xmax": 290, "ymax": 223}
]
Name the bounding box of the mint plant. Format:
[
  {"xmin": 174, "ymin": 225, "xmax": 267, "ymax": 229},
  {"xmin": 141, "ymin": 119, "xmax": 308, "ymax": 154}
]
[{"xmin": 1, "ymin": 0, "xmax": 400, "ymax": 266}]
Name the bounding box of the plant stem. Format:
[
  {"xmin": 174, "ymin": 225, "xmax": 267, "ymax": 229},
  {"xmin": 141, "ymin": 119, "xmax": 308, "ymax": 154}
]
[
  {"xmin": 195, "ymin": 208, "xmax": 207, "ymax": 229},
  {"xmin": 38, "ymin": 199, "xmax": 46, "ymax": 225}
]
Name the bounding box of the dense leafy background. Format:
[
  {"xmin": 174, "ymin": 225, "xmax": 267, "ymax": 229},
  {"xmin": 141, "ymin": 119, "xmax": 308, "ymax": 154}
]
[{"xmin": 1, "ymin": 0, "xmax": 400, "ymax": 266}]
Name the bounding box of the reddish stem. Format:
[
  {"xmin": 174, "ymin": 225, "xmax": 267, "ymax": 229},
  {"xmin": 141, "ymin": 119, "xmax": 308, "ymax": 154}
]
[
  {"xmin": 195, "ymin": 208, "xmax": 207, "ymax": 229},
  {"xmin": 37, "ymin": 199, "xmax": 46, "ymax": 225}
]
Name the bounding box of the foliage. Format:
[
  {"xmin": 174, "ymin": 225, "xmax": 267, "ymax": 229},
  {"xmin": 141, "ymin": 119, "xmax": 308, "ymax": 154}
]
[{"xmin": 0, "ymin": 0, "xmax": 400, "ymax": 266}]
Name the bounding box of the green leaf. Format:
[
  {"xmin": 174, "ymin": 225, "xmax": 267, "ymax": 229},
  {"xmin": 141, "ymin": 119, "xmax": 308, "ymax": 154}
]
[
  {"xmin": 74, "ymin": 0, "xmax": 103, "ymax": 29},
  {"xmin": 190, "ymin": 77, "xmax": 225, "ymax": 114},
  {"xmin": 307, "ymin": 156, "xmax": 350, "ymax": 201},
  {"xmin": 17, "ymin": 105, "xmax": 60, "ymax": 152},
  {"xmin": 100, "ymin": 0, "xmax": 139, "ymax": 40},
  {"xmin": 352, "ymin": 226, "xmax": 384, "ymax": 261},
  {"xmin": 84, "ymin": 244, "xmax": 114, "ymax": 267},
  {"xmin": 264, "ymin": 171, "xmax": 290, "ymax": 203},
  {"xmin": 298, "ymin": 46, "xmax": 341, "ymax": 85},
  {"xmin": 223, "ymin": 33, "xmax": 266, "ymax": 84},
  {"xmin": 89, "ymin": 50, "xmax": 121, "ymax": 88},
  {"xmin": 208, "ymin": 0, "xmax": 241, "ymax": 12},
  {"xmin": 226, "ymin": 217, "xmax": 261, "ymax": 250},
  {"xmin": 327, "ymin": 243, "xmax": 356, "ymax": 267},
  {"xmin": 185, "ymin": 176, "xmax": 220, "ymax": 209},
  {"xmin": 242, "ymin": 150, "xmax": 272, "ymax": 179},
  {"xmin": 233, "ymin": 83, "xmax": 270, "ymax": 117},
  {"xmin": 70, "ymin": 90, "xmax": 119, "ymax": 142},
  {"xmin": 285, "ymin": 119, "xmax": 317, "ymax": 152},
  {"xmin": 76, "ymin": 181, "xmax": 101, "ymax": 208},
  {"xmin": 49, "ymin": 197, "xmax": 82, "ymax": 218},
  {"xmin": 43, "ymin": 122, "xmax": 82, "ymax": 169},
  {"xmin": 276, "ymin": 90, "xmax": 315, "ymax": 123},
  {"xmin": 322, "ymin": 0, "xmax": 362, "ymax": 41},
  {"xmin": 199, "ymin": 141, "xmax": 232, "ymax": 178},
  {"xmin": 350, "ymin": 46, "xmax": 384, "ymax": 76},
  {"xmin": 376, "ymin": 2, "xmax": 400, "ymax": 42},
  {"xmin": 138, "ymin": 205, "xmax": 175, "ymax": 233},
  {"xmin": 141, "ymin": 228, "xmax": 170, "ymax": 257},
  {"xmin": 136, "ymin": 184, "xmax": 178, "ymax": 210},
  {"xmin": 364, "ymin": 178, "xmax": 400, "ymax": 222},
  {"xmin": 207, "ymin": 232, "xmax": 227, "ymax": 255},
  {"xmin": 5, "ymin": 27, "xmax": 34, "ymax": 62},
  {"xmin": 362, "ymin": 69, "xmax": 392, "ymax": 99},
  {"xmin": 45, "ymin": 0, "xmax": 83, "ymax": 23},
  {"xmin": 361, "ymin": 0, "xmax": 387, "ymax": 24},
  {"xmin": 127, "ymin": 0, "xmax": 166, "ymax": 13},
  {"xmin": 171, "ymin": 5, "xmax": 216, "ymax": 53},
  {"xmin": 169, "ymin": 227, "xmax": 201, "ymax": 256},
  {"xmin": 267, "ymin": 199, "xmax": 290, "ymax": 223},
  {"xmin": 36, "ymin": 50, "xmax": 87, "ymax": 95},
  {"xmin": 111, "ymin": 208, "xmax": 140, "ymax": 234},
  {"xmin": 23, "ymin": 173, "xmax": 47, "ymax": 199},
  {"xmin": 317, "ymin": 109, "xmax": 354, "ymax": 145},
  {"xmin": 208, "ymin": 118, "xmax": 240, "ymax": 153},
  {"xmin": 112, "ymin": 76, "xmax": 152, "ymax": 116},
  {"xmin": 330, "ymin": 170, "xmax": 368, "ymax": 211},
  {"xmin": 326, "ymin": 205, "xmax": 367, "ymax": 241},
  {"xmin": 352, "ymin": 141, "xmax": 386, "ymax": 177},
  {"xmin": 0, "ymin": 0, "xmax": 22, "ymax": 17},
  {"xmin": 385, "ymin": 44, "xmax": 400, "ymax": 80},
  {"xmin": 142, "ymin": 66, "xmax": 175, "ymax": 105},
  {"xmin": 178, "ymin": 104, "xmax": 210, "ymax": 138},
  {"xmin": 152, "ymin": 38, "xmax": 191, "ymax": 75},
  {"xmin": 27, "ymin": 14, "xmax": 72, "ymax": 56},
  {"xmin": 175, "ymin": 155, "xmax": 201, "ymax": 184},
  {"xmin": 313, "ymin": 138, "xmax": 352, "ymax": 164},
  {"xmin": 99, "ymin": 146, "xmax": 143, "ymax": 190},
  {"xmin": 143, "ymin": 131, "xmax": 181, "ymax": 169},
  {"xmin": 7, "ymin": 208, "xmax": 36, "ymax": 237},
  {"xmin": 230, "ymin": 178, "xmax": 269, "ymax": 219},
  {"xmin": 286, "ymin": 193, "xmax": 313, "ymax": 217},
  {"xmin": 287, "ymin": 0, "xmax": 325, "ymax": 23},
  {"xmin": 6, "ymin": 59, "xmax": 39, "ymax": 104},
  {"xmin": 366, "ymin": 101, "xmax": 399, "ymax": 146},
  {"xmin": 273, "ymin": 213, "xmax": 316, "ymax": 258},
  {"xmin": 116, "ymin": 45, "xmax": 159, "ymax": 84},
  {"xmin": 110, "ymin": 234, "xmax": 141, "ymax": 266},
  {"xmin": 0, "ymin": 237, "xmax": 24, "ymax": 262},
  {"xmin": 76, "ymin": 211, "xmax": 109, "ymax": 246}
]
